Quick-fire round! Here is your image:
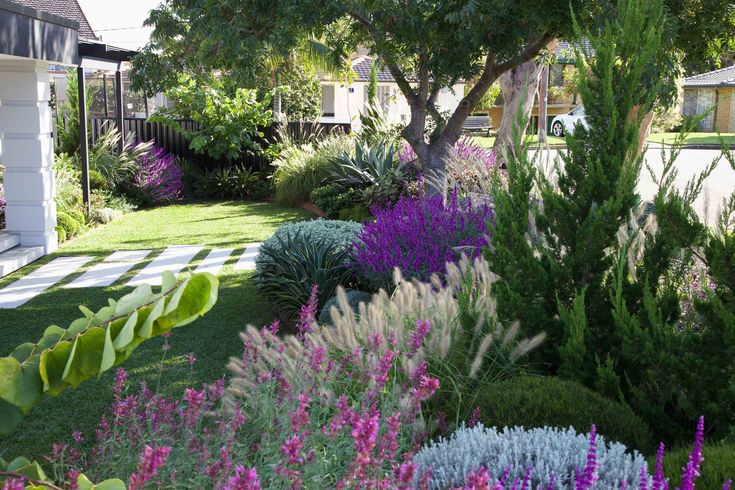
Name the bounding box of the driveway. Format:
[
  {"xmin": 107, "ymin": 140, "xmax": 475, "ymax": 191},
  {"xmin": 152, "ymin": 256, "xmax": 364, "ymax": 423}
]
[{"xmin": 537, "ymin": 147, "xmax": 735, "ymax": 225}]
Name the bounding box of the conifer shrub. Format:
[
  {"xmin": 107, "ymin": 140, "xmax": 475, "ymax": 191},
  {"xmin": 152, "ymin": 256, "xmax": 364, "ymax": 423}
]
[{"xmin": 474, "ymin": 375, "xmax": 654, "ymax": 453}]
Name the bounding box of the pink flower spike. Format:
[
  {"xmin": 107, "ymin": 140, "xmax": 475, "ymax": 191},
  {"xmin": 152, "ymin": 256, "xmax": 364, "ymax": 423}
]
[
  {"xmin": 678, "ymin": 416, "xmax": 705, "ymax": 490},
  {"xmin": 723, "ymin": 481, "xmax": 732, "ymax": 490},
  {"xmin": 224, "ymin": 465, "xmax": 261, "ymax": 490},
  {"xmin": 128, "ymin": 445, "xmax": 172, "ymax": 490},
  {"xmin": 652, "ymin": 443, "xmax": 666, "ymax": 490}
]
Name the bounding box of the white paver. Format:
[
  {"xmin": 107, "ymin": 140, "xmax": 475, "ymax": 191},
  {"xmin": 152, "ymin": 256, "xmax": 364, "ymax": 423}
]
[
  {"xmin": 194, "ymin": 248, "xmax": 234, "ymax": 276},
  {"xmin": 104, "ymin": 250, "xmax": 152, "ymax": 262},
  {"xmin": 233, "ymin": 243, "xmax": 261, "ymax": 271},
  {"xmin": 126, "ymin": 245, "xmax": 203, "ymax": 287},
  {"xmin": 0, "ymin": 256, "xmax": 95, "ymax": 308},
  {"xmin": 64, "ymin": 261, "xmax": 140, "ymax": 289}
]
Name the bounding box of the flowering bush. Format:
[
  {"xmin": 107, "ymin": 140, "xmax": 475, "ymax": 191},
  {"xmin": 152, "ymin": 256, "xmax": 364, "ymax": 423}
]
[
  {"xmin": 353, "ymin": 192, "xmax": 492, "ymax": 286},
  {"xmin": 133, "ymin": 147, "xmax": 184, "ymax": 204},
  {"xmin": 45, "ymin": 306, "xmax": 439, "ymax": 488}
]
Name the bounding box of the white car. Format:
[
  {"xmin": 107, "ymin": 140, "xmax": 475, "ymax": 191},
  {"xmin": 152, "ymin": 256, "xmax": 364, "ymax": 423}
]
[{"xmin": 550, "ymin": 106, "xmax": 588, "ymax": 137}]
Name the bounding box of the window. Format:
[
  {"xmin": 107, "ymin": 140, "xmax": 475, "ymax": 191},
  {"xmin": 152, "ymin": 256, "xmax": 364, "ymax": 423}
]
[
  {"xmin": 683, "ymin": 89, "xmax": 715, "ymax": 130},
  {"xmin": 377, "ymin": 85, "xmax": 392, "ymax": 111},
  {"xmin": 321, "ymin": 85, "xmax": 335, "ymax": 117}
]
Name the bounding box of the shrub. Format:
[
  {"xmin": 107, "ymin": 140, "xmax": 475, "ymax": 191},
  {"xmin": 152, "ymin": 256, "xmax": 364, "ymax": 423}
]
[
  {"xmin": 414, "ymin": 424, "xmax": 649, "ymax": 489},
  {"xmin": 150, "ymin": 74, "xmax": 272, "ymax": 160},
  {"xmin": 89, "ymin": 129, "xmax": 152, "ymax": 192},
  {"xmin": 88, "ymin": 169, "xmax": 108, "ymax": 190},
  {"xmin": 54, "ymin": 153, "xmax": 83, "ymax": 215},
  {"xmin": 90, "ymin": 207, "xmax": 124, "ymax": 225},
  {"xmin": 67, "ymin": 208, "xmax": 86, "ymax": 226},
  {"xmin": 310, "ymin": 184, "xmax": 362, "ymax": 218},
  {"xmin": 271, "ymin": 134, "xmax": 353, "ymax": 206},
  {"xmin": 133, "ymin": 147, "xmax": 184, "ymax": 204},
  {"xmin": 255, "ymin": 219, "xmax": 362, "ymax": 318},
  {"xmin": 474, "ymin": 375, "xmax": 653, "ymax": 452},
  {"xmin": 55, "ymin": 225, "xmax": 67, "ymax": 243},
  {"xmin": 338, "ymin": 204, "xmax": 373, "ymax": 222},
  {"xmin": 317, "ymin": 288, "xmax": 373, "ymax": 325},
  {"xmin": 353, "ymin": 192, "xmax": 491, "ymax": 287},
  {"xmin": 56, "ymin": 211, "xmax": 81, "ymax": 238},
  {"xmin": 661, "ymin": 443, "xmax": 735, "ymax": 488}
]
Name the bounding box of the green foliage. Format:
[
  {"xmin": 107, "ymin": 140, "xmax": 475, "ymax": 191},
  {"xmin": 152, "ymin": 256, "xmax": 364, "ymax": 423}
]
[
  {"xmin": 358, "ymin": 103, "xmax": 403, "ymax": 148},
  {"xmin": 89, "ymin": 129, "xmax": 152, "ymax": 192},
  {"xmin": 277, "ymin": 64, "xmax": 323, "ymax": 121},
  {"xmin": 309, "ymin": 183, "xmax": 362, "ymax": 218},
  {"xmin": 0, "ymin": 456, "xmax": 125, "ymax": 489},
  {"xmin": 474, "ymin": 375, "xmax": 654, "ymax": 453},
  {"xmin": 55, "ymin": 69, "xmax": 96, "ymax": 156},
  {"xmin": 660, "ymin": 443, "xmax": 735, "ymax": 487},
  {"xmin": 54, "ymin": 226, "xmax": 67, "ymax": 243},
  {"xmin": 0, "ymin": 271, "xmax": 219, "ymax": 435},
  {"xmin": 89, "ymin": 169, "xmax": 108, "ymax": 191},
  {"xmin": 366, "ymin": 61, "xmax": 378, "ymax": 106},
  {"xmin": 255, "ymin": 219, "xmax": 361, "ymax": 318},
  {"xmin": 150, "ymin": 75, "xmax": 272, "ymax": 160},
  {"xmin": 338, "ymin": 204, "xmax": 372, "ymax": 222},
  {"xmin": 271, "ymin": 134, "xmax": 354, "ymax": 206},
  {"xmin": 193, "ymin": 165, "xmax": 268, "ymax": 200},
  {"xmin": 317, "ymin": 289, "xmax": 373, "ymax": 325},
  {"xmin": 56, "ymin": 212, "xmax": 81, "ymax": 239}
]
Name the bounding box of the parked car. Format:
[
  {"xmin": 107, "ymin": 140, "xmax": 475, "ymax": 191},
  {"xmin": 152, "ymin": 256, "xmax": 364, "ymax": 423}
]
[{"xmin": 550, "ymin": 106, "xmax": 588, "ymax": 137}]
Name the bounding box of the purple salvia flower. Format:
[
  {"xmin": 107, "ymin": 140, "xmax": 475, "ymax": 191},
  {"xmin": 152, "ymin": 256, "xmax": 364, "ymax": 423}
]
[
  {"xmin": 134, "ymin": 147, "xmax": 183, "ymax": 203},
  {"xmin": 575, "ymin": 425, "xmax": 599, "ymax": 490},
  {"xmin": 723, "ymin": 481, "xmax": 732, "ymax": 490},
  {"xmin": 1, "ymin": 478, "xmax": 25, "ymax": 490},
  {"xmin": 469, "ymin": 407, "xmax": 481, "ymax": 428},
  {"xmin": 678, "ymin": 416, "xmax": 705, "ymax": 490},
  {"xmin": 640, "ymin": 465, "xmax": 649, "ymax": 490},
  {"xmin": 652, "ymin": 442, "xmax": 667, "ymax": 490}
]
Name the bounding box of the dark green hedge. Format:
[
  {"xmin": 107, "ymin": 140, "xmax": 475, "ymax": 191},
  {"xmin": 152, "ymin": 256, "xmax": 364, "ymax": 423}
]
[{"xmin": 474, "ymin": 375, "xmax": 654, "ymax": 453}]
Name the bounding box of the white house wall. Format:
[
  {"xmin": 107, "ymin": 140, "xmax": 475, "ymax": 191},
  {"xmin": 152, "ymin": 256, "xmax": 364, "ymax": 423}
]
[{"xmin": 321, "ymin": 81, "xmax": 465, "ymax": 131}]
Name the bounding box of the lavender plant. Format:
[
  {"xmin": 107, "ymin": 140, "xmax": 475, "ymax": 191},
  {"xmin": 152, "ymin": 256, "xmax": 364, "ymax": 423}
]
[{"xmin": 353, "ymin": 192, "xmax": 491, "ymax": 287}]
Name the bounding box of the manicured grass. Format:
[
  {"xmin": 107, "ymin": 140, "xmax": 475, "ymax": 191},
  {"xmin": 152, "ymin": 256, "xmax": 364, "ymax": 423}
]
[
  {"xmin": 473, "ymin": 135, "xmax": 567, "ymax": 148},
  {"xmin": 0, "ymin": 201, "xmax": 310, "ymax": 460},
  {"xmin": 647, "ymin": 132, "xmax": 735, "ymax": 146}
]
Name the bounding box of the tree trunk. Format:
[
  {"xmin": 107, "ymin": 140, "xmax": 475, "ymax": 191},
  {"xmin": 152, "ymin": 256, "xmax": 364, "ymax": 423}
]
[
  {"xmin": 493, "ymin": 59, "xmax": 546, "ymax": 161},
  {"xmin": 538, "ymin": 64, "xmax": 550, "ymax": 143}
]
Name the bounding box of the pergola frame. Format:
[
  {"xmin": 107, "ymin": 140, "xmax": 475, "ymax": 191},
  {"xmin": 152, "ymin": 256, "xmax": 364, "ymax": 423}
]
[{"xmin": 76, "ymin": 40, "xmax": 138, "ymax": 212}]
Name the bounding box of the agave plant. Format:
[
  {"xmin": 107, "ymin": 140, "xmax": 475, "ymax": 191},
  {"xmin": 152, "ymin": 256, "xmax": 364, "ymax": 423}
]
[
  {"xmin": 330, "ymin": 139, "xmax": 400, "ymax": 188},
  {"xmin": 255, "ymin": 230, "xmax": 356, "ymax": 318}
]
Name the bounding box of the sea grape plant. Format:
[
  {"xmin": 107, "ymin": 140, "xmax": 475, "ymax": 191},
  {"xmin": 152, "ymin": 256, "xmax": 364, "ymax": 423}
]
[
  {"xmin": 0, "ymin": 271, "xmax": 219, "ymax": 435},
  {"xmin": 353, "ymin": 192, "xmax": 492, "ymax": 286}
]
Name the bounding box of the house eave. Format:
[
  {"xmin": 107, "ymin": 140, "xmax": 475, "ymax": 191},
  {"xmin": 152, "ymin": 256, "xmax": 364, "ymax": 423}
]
[{"xmin": 0, "ymin": 0, "xmax": 79, "ymax": 65}]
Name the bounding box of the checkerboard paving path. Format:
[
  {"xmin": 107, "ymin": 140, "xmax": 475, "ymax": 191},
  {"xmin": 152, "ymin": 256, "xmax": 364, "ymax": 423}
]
[{"xmin": 0, "ymin": 243, "xmax": 261, "ymax": 308}]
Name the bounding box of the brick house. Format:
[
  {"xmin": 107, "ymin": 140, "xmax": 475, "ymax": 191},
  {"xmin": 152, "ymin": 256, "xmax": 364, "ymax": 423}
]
[{"xmin": 682, "ymin": 65, "xmax": 735, "ymax": 132}]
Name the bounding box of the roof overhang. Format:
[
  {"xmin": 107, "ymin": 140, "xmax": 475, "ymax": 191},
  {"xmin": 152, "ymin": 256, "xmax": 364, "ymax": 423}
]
[
  {"xmin": 78, "ymin": 39, "xmax": 138, "ymax": 67},
  {"xmin": 0, "ymin": 0, "xmax": 79, "ymax": 65},
  {"xmin": 683, "ymin": 84, "xmax": 735, "ymax": 89}
]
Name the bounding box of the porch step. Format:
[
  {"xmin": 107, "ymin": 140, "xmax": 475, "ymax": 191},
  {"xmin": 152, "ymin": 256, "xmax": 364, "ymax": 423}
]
[
  {"xmin": 0, "ymin": 246, "xmax": 45, "ymax": 278},
  {"xmin": 0, "ymin": 231, "xmax": 20, "ymax": 254}
]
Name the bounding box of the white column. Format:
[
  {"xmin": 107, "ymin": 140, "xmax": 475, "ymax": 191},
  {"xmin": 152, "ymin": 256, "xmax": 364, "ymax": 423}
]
[{"xmin": 0, "ymin": 59, "xmax": 58, "ymax": 253}]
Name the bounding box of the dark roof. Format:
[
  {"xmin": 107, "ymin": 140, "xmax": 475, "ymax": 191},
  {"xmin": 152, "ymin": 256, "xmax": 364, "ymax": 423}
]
[
  {"xmin": 7, "ymin": 0, "xmax": 96, "ymax": 40},
  {"xmin": 683, "ymin": 65, "xmax": 735, "ymax": 88},
  {"xmin": 78, "ymin": 39, "xmax": 138, "ymax": 63},
  {"xmin": 553, "ymin": 40, "xmax": 593, "ymax": 63},
  {"xmin": 351, "ymin": 56, "xmax": 395, "ymax": 82}
]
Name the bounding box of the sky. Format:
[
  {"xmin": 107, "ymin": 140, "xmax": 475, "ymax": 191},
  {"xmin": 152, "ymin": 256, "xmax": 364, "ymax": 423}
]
[{"xmin": 77, "ymin": 0, "xmax": 162, "ymax": 50}]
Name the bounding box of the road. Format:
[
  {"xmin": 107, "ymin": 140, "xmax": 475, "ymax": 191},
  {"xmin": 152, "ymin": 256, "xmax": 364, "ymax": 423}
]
[{"xmin": 535, "ymin": 147, "xmax": 735, "ymax": 225}]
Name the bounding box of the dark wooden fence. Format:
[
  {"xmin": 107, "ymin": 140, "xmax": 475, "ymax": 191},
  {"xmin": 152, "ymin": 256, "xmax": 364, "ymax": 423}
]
[{"xmin": 84, "ymin": 117, "xmax": 352, "ymax": 170}]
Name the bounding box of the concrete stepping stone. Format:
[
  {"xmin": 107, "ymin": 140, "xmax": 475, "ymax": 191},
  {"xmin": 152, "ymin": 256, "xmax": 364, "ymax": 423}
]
[
  {"xmin": 0, "ymin": 256, "xmax": 95, "ymax": 309},
  {"xmin": 194, "ymin": 248, "xmax": 234, "ymax": 276},
  {"xmin": 233, "ymin": 243, "xmax": 261, "ymax": 271},
  {"xmin": 104, "ymin": 250, "xmax": 152, "ymax": 262},
  {"xmin": 127, "ymin": 245, "xmax": 203, "ymax": 287},
  {"xmin": 65, "ymin": 261, "xmax": 140, "ymax": 289}
]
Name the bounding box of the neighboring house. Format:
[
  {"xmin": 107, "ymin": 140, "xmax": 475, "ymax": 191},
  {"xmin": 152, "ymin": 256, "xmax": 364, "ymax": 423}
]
[
  {"xmin": 319, "ymin": 56, "xmax": 465, "ymax": 130},
  {"xmin": 485, "ymin": 40, "xmax": 584, "ymax": 132},
  {"xmin": 681, "ymin": 65, "xmax": 735, "ymax": 132}
]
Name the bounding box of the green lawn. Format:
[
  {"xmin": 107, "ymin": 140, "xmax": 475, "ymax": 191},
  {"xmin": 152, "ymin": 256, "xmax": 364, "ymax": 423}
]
[
  {"xmin": 473, "ymin": 135, "xmax": 567, "ymax": 148},
  {"xmin": 0, "ymin": 201, "xmax": 310, "ymax": 460},
  {"xmin": 647, "ymin": 132, "xmax": 735, "ymax": 146}
]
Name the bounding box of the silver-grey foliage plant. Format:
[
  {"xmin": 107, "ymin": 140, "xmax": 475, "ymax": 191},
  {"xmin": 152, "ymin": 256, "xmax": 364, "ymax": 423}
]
[{"xmin": 414, "ymin": 424, "xmax": 650, "ymax": 489}]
